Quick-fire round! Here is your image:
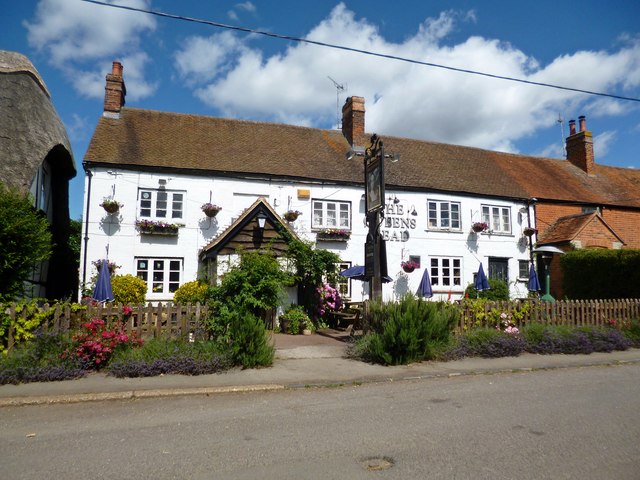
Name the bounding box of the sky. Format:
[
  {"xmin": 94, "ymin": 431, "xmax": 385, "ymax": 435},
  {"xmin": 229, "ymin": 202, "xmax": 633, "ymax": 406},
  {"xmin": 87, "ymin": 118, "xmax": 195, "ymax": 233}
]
[{"xmin": 3, "ymin": 0, "xmax": 640, "ymax": 220}]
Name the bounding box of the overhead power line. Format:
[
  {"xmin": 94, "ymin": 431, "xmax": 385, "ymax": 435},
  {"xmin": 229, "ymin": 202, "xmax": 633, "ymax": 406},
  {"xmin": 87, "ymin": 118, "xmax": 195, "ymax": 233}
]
[{"xmin": 81, "ymin": 0, "xmax": 640, "ymax": 103}]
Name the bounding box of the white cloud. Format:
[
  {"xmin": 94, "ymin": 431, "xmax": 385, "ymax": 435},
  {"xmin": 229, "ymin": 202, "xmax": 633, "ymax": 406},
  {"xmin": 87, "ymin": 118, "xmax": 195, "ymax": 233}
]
[
  {"xmin": 25, "ymin": 0, "xmax": 157, "ymax": 99},
  {"xmin": 227, "ymin": 1, "xmax": 256, "ymax": 20},
  {"xmin": 594, "ymin": 130, "xmax": 617, "ymax": 158},
  {"xmin": 172, "ymin": 3, "xmax": 640, "ymax": 153},
  {"xmin": 174, "ymin": 31, "xmax": 246, "ymax": 84},
  {"xmin": 235, "ymin": 2, "xmax": 256, "ymax": 13}
]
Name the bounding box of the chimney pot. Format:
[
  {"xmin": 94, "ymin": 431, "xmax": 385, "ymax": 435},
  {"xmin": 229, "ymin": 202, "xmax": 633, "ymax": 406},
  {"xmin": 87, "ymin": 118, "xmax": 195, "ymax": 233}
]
[
  {"xmin": 111, "ymin": 61, "xmax": 123, "ymax": 77},
  {"xmin": 578, "ymin": 115, "xmax": 586, "ymax": 132},
  {"xmin": 569, "ymin": 119, "xmax": 576, "ymax": 136}
]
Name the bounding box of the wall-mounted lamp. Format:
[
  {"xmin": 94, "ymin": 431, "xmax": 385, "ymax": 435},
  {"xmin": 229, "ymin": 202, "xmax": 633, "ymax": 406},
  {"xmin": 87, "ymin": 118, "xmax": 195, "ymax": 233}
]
[{"xmin": 256, "ymin": 211, "xmax": 267, "ymax": 230}]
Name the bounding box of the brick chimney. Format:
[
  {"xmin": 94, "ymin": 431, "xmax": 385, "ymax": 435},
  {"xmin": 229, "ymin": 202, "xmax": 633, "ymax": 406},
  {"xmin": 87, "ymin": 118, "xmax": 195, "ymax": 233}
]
[
  {"xmin": 103, "ymin": 61, "xmax": 126, "ymax": 117},
  {"xmin": 566, "ymin": 115, "xmax": 594, "ymax": 175},
  {"xmin": 341, "ymin": 96, "xmax": 365, "ymax": 146}
]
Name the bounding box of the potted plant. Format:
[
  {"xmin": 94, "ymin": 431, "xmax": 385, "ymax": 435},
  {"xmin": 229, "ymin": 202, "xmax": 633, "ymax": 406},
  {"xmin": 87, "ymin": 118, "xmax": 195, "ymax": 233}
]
[
  {"xmin": 472, "ymin": 221, "xmax": 489, "ymax": 233},
  {"xmin": 401, "ymin": 260, "xmax": 419, "ymax": 273},
  {"xmin": 523, "ymin": 227, "xmax": 538, "ymax": 236},
  {"xmin": 100, "ymin": 198, "xmax": 122, "ymax": 214},
  {"xmin": 283, "ymin": 210, "xmax": 302, "ymax": 222},
  {"xmin": 279, "ymin": 305, "xmax": 311, "ymax": 335},
  {"xmin": 201, "ymin": 203, "xmax": 222, "ymax": 217}
]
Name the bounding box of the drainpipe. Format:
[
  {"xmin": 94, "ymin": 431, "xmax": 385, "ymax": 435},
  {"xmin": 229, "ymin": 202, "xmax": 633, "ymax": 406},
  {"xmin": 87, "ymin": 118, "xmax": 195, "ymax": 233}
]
[
  {"xmin": 527, "ymin": 198, "xmax": 537, "ymax": 264},
  {"xmin": 81, "ymin": 167, "xmax": 93, "ymax": 295}
]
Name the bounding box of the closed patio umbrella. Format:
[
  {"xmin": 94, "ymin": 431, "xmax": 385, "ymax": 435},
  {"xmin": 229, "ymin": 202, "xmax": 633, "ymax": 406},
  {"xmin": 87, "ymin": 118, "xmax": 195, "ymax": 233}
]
[
  {"xmin": 527, "ymin": 263, "xmax": 541, "ymax": 292},
  {"xmin": 93, "ymin": 259, "xmax": 114, "ymax": 302},
  {"xmin": 416, "ymin": 268, "xmax": 433, "ymax": 298},
  {"xmin": 339, "ymin": 265, "xmax": 392, "ymax": 283},
  {"xmin": 475, "ymin": 263, "xmax": 490, "ymax": 292}
]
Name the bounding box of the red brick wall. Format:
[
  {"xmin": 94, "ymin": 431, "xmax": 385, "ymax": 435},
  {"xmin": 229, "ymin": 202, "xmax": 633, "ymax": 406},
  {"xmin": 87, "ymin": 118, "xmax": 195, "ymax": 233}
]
[{"xmin": 602, "ymin": 207, "xmax": 640, "ymax": 249}]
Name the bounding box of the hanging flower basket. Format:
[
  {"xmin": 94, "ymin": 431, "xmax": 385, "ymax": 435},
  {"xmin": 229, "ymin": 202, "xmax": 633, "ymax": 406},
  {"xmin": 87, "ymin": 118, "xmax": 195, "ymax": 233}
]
[
  {"xmin": 472, "ymin": 222, "xmax": 488, "ymax": 233},
  {"xmin": 201, "ymin": 203, "xmax": 222, "ymax": 217},
  {"xmin": 100, "ymin": 199, "xmax": 122, "ymax": 214},
  {"xmin": 401, "ymin": 260, "xmax": 419, "ymax": 273},
  {"xmin": 92, "ymin": 259, "xmax": 119, "ymax": 274},
  {"xmin": 523, "ymin": 227, "xmax": 538, "ymax": 237},
  {"xmin": 284, "ymin": 210, "xmax": 302, "ymax": 222},
  {"xmin": 317, "ymin": 228, "xmax": 351, "ymax": 241},
  {"xmin": 135, "ymin": 219, "xmax": 180, "ymax": 235}
]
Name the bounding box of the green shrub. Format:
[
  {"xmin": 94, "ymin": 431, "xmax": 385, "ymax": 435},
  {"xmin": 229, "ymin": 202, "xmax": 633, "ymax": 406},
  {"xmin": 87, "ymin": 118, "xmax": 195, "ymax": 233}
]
[
  {"xmin": 227, "ymin": 308, "xmax": 274, "ymax": 368},
  {"xmin": 622, "ymin": 319, "xmax": 640, "ymax": 347},
  {"xmin": 0, "ymin": 330, "xmax": 86, "ymax": 384},
  {"xmin": 562, "ymin": 249, "xmax": 640, "ymax": 299},
  {"xmin": 0, "ymin": 183, "xmax": 52, "ymax": 301},
  {"xmin": 173, "ymin": 280, "xmax": 209, "ymax": 304},
  {"xmin": 279, "ymin": 305, "xmax": 311, "ymax": 334},
  {"xmin": 111, "ymin": 274, "xmax": 147, "ymax": 304},
  {"xmin": 464, "ymin": 278, "xmax": 510, "ymax": 300},
  {"xmin": 357, "ymin": 296, "xmax": 458, "ymax": 365}
]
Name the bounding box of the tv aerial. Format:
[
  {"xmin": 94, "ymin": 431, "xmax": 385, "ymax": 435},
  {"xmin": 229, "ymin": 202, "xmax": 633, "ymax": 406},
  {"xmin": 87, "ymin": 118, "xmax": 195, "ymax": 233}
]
[{"xmin": 328, "ymin": 76, "xmax": 346, "ymax": 129}]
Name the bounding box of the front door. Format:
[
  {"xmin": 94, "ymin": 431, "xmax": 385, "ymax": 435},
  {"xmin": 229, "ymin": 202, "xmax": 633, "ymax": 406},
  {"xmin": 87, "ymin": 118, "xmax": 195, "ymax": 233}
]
[{"xmin": 488, "ymin": 257, "xmax": 509, "ymax": 283}]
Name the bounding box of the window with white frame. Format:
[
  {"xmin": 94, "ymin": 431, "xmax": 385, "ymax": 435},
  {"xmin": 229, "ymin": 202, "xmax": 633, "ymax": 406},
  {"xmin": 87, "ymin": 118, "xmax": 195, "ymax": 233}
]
[
  {"xmin": 430, "ymin": 257, "xmax": 462, "ymax": 287},
  {"xmin": 518, "ymin": 260, "xmax": 529, "ymax": 279},
  {"xmin": 336, "ymin": 262, "xmax": 352, "ymax": 299},
  {"xmin": 481, "ymin": 205, "xmax": 511, "ymax": 233},
  {"xmin": 312, "ymin": 199, "xmax": 351, "ymax": 230},
  {"xmin": 428, "ymin": 200, "xmax": 461, "ymax": 230},
  {"xmin": 139, "ymin": 189, "xmax": 184, "ymax": 220},
  {"xmin": 136, "ymin": 258, "xmax": 182, "ymax": 295}
]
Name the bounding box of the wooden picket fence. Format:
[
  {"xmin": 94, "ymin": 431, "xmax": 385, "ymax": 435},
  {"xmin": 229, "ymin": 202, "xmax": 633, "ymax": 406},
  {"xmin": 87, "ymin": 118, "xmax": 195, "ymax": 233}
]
[
  {"xmin": 4, "ymin": 302, "xmax": 211, "ymax": 353},
  {"xmin": 457, "ymin": 298, "xmax": 640, "ymax": 332}
]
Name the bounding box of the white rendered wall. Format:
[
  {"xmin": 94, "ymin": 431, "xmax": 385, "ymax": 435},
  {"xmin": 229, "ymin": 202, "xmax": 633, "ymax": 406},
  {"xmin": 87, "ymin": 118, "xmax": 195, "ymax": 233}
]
[{"xmin": 80, "ymin": 167, "xmax": 536, "ymax": 303}]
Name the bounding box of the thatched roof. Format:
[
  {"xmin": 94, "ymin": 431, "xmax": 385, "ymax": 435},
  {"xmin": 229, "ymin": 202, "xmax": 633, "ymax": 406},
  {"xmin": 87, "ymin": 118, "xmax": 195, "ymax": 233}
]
[{"xmin": 0, "ymin": 50, "xmax": 75, "ymax": 191}]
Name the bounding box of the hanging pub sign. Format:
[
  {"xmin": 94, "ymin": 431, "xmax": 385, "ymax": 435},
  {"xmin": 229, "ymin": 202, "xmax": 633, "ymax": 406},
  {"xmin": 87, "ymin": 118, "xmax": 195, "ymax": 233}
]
[{"xmin": 365, "ymin": 154, "xmax": 385, "ymax": 214}]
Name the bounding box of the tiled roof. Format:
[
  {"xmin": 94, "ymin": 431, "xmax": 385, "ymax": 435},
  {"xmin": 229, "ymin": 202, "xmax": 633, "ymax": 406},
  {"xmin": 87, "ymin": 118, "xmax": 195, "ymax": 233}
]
[
  {"xmin": 538, "ymin": 212, "xmax": 624, "ymax": 244},
  {"xmin": 85, "ymin": 107, "xmax": 640, "ymax": 208}
]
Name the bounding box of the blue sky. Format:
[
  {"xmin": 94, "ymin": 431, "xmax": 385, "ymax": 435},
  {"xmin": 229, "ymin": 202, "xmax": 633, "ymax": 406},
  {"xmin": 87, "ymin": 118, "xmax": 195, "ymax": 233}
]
[{"xmin": 3, "ymin": 0, "xmax": 640, "ymax": 220}]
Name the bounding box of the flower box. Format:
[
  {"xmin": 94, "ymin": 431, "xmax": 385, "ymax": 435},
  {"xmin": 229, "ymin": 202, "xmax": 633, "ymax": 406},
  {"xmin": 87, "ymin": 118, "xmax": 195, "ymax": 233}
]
[
  {"xmin": 472, "ymin": 222, "xmax": 488, "ymax": 233},
  {"xmin": 100, "ymin": 199, "xmax": 122, "ymax": 214},
  {"xmin": 316, "ymin": 229, "xmax": 351, "ymax": 241},
  {"xmin": 284, "ymin": 210, "xmax": 302, "ymax": 222},
  {"xmin": 135, "ymin": 220, "xmax": 180, "ymax": 235},
  {"xmin": 201, "ymin": 203, "xmax": 222, "ymax": 217}
]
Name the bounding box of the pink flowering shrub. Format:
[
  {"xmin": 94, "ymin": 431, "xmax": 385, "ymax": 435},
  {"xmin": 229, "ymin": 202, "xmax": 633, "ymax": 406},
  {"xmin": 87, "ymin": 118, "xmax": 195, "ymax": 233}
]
[
  {"xmin": 315, "ymin": 283, "xmax": 342, "ymax": 319},
  {"xmin": 63, "ymin": 318, "xmax": 143, "ymax": 369}
]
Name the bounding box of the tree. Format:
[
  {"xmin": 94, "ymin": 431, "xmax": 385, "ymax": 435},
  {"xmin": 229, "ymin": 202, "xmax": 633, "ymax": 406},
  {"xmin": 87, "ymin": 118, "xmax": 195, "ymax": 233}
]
[{"xmin": 0, "ymin": 183, "xmax": 52, "ymax": 301}]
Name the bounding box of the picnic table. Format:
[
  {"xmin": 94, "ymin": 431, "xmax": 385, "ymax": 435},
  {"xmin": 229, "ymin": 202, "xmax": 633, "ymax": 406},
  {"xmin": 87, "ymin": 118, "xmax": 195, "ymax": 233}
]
[{"xmin": 330, "ymin": 302, "xmax": 363, "ymax": 333}]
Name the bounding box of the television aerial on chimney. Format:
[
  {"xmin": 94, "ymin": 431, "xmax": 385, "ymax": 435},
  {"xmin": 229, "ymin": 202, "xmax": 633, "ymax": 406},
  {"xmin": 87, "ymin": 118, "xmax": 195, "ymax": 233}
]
[
  {"xmin": 328, "ymin": 76, "xmax": 346, "ymax": 130},
  {"xmin": 557, "ymin": 113, "xmax": 566, "ymax": 157}
]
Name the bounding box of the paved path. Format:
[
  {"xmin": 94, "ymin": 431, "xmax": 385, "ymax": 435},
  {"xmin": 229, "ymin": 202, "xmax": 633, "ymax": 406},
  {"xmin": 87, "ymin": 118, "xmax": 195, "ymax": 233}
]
[{"xmin": 1, "ymin": 331, "xmax": 639, "ymax": 407}]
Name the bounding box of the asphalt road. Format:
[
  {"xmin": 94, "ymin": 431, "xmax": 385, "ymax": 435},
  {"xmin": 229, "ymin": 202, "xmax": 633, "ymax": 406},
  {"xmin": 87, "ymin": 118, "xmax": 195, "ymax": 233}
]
[{"xmin": 1, "ymin": 364, "xmax": 639, "ymax": 479}]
